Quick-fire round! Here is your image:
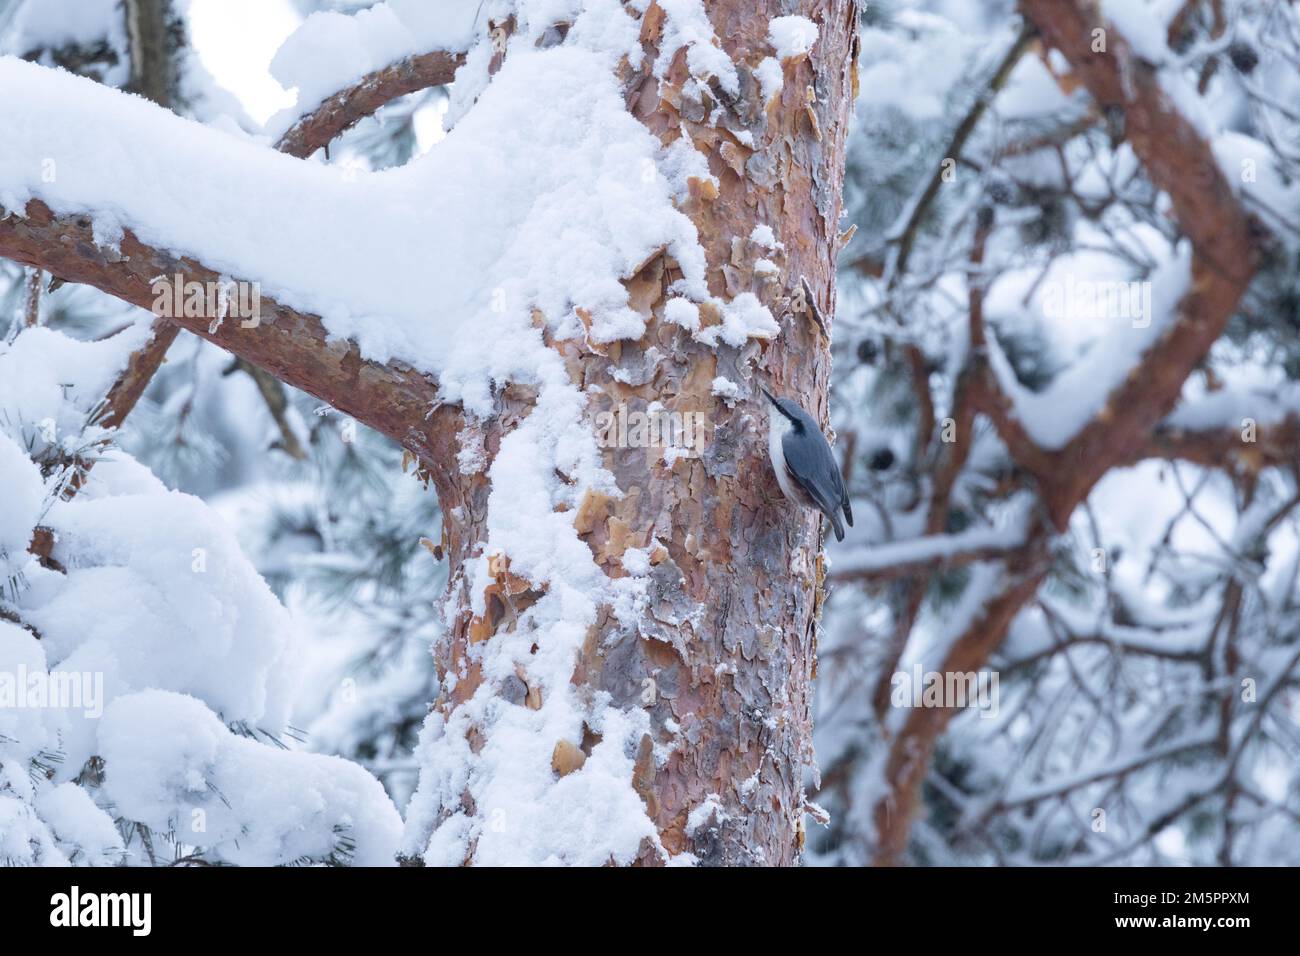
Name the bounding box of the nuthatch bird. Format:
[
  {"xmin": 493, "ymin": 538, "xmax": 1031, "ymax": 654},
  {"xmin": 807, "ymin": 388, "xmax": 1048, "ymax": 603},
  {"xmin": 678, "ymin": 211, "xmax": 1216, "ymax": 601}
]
[{"xmin": 762, "ymin": 388, "xmax": 853, "ymax": 542}]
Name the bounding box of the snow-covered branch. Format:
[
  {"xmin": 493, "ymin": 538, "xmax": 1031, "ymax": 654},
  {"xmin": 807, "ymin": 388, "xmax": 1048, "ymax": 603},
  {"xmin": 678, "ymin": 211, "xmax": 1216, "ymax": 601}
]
[
  {"xmin": 274, "ymin": 50, "xmax": 465, "ymax": 159},
  {"xmin": 0, "ymin": 199, "xmax": 457, "ymax": 465},
  {"xmin": 1009, "ymin": 0, "xmax": 1261, "ymax": 527}
]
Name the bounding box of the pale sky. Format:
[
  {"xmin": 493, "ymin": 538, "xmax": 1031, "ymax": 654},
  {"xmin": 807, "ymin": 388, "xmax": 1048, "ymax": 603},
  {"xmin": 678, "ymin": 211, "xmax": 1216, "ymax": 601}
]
[
  {"xmin": 188, "ymin": 0, "xmax": 445, "ymax": 150},
  {"xmin": 188, "ymin": 0, "xmax": 301, "ymax": 124}
]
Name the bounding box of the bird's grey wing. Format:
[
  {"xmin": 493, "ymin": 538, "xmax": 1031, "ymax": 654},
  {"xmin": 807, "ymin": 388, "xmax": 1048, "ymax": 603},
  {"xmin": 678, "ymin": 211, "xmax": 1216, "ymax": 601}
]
[{"xmin": 783, "ymin": 427, "xmax": 847, "ymax": 534}]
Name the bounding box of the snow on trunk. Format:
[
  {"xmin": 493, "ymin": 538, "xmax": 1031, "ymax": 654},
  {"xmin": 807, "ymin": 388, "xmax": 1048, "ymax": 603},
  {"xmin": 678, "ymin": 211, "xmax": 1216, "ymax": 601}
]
[{"xmin": 401, "ymin": 0, "xmax": 859, "ymax": 866}]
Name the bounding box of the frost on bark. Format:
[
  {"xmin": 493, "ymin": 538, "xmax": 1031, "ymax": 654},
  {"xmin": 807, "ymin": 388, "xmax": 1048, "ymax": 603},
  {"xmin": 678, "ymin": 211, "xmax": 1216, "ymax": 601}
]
[{"xmin": 411, "ymin": 0, "xmax": 859, "ymax": 866}]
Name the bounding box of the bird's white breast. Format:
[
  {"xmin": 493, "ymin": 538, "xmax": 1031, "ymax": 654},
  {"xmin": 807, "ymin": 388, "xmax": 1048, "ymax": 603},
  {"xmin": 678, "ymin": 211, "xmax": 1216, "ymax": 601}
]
[{"xmin": 767, "ymin": 411, "xmax": 801, "ymax": 503}]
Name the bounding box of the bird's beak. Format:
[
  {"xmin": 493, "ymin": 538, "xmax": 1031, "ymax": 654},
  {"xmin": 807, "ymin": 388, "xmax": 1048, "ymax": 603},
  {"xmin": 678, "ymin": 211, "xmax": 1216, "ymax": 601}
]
[{"xmin": 760, "ymin": 387, "xmax": 780, "ymax": 407}]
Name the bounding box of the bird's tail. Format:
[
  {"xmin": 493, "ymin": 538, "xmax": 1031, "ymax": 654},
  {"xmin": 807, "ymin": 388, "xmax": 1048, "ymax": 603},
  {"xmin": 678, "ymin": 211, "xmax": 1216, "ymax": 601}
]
[{"xmin": 827, "ymin": 508, "xmax": 845, "ymax": 543}]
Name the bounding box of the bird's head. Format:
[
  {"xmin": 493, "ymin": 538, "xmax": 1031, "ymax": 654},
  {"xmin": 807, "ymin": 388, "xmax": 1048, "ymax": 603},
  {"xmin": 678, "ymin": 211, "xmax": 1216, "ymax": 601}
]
[{"xmin": 761, "ymin": 387, "xmax": 804, "ymax": 428}]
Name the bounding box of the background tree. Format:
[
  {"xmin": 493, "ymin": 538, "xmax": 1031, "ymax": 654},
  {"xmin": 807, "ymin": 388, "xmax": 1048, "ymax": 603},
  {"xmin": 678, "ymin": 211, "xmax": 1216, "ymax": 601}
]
[
  {"xmin": 815, "ymin": 0, "xmax": 1300, "ymax": 865},
  {"xmin": 0, "ymin": 0, "xmax": 856, "ymax": 865}
]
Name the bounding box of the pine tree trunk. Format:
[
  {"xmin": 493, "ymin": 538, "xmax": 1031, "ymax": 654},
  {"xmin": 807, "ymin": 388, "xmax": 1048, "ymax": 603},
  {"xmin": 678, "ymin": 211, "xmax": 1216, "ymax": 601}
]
[
  {"xmin": 0, "ymin": 0, "xmax": 861, "ymax": 866},
  {"xmin": 413, "ymin": 0, "xmax": 859, "ymax": 866}
]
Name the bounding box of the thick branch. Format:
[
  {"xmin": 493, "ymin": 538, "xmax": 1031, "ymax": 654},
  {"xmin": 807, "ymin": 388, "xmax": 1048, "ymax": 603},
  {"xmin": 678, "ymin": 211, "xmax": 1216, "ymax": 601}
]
[
  {"xmin": 90, "ymin": 47, "xmax": 464, "ymax": 436},
  {"xmin": 0, "ymin": 200, "xmax": 457, "ymax": 465},
  {"xmin": 1014, "ymin": 0, "xmax": 1260, "ymax": 527}
]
